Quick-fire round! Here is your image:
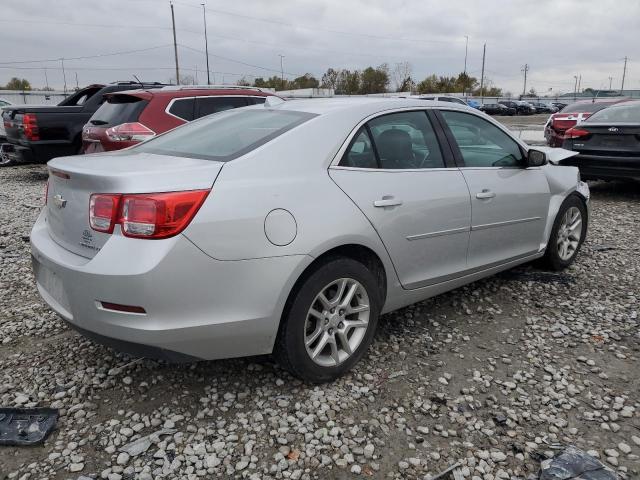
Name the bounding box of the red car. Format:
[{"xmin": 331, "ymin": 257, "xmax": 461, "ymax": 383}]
[
  {"xmin": 82, "ymin": 86, "xmax": 275, "ymax": 153},
  {"xmin": 544, "ymin": 98, "xmax": 629, "ymax": 147}
]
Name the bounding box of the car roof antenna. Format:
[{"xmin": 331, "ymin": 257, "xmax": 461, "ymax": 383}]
[{"xmin": 132, "ymin": 75, "xmax": 144, "ymax": 89}]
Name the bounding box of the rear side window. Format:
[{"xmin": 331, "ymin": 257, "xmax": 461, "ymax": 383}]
[
  {"xmin": 133, "ymin": 109, "xmax": 316, "ymax": 162},
  {"xmin": 195, "ymin": 96, "xmax": 249, "ymax": 118},
  {"xmin": 251, "ymin": 97, "xmax": 267, "ymax": 104},
  {"xmin": 168, "ymin": 98, "xmax": 195, "ymax": 121},
  {"xmin": 585, "ymin": 102, "xmax": 640, "ymax": 123},
  {"xmin": 89, "ymin": 95, "xmax": 148, "ymax": 127}
]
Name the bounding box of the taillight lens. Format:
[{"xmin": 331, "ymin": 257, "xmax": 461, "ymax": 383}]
[
  {"xmin": 89, "ymin": 190, "xmax": 210, "ymax": 239},
  {"xmin": 564, "ymin": 127, "xmax": 590, "ymax": 139},
  {"xmin": 89, "ymin": 194, "xmax": 121, "ymax": 233},
  {"xmin": 22, "ymin": 113, "xmax": 40, "ymax": 141},
  {"xmin": 105, "ymin": 122, "xmax": 155, "ymax": 142}
]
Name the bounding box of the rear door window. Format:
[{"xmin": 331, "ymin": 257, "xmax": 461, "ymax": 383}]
[
  {"xmin": 88, "ymin": 95, "xmax": 148, "ymax": 127},
  {"xmin": 250, "ymin": 97, "xmax": 267, "ymax": 104},
  {"xmin": 168, "ymin": 98, "xmax": 195, "ymax": 121},
  {"xmin": 195, "ymin": 96, "xmax": 249, "ymax": 118}
]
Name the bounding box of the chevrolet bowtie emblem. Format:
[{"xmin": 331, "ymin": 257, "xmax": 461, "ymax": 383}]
[{"xmin": 52, "ymin": 194, "xmax": 67, "ymax": 209}]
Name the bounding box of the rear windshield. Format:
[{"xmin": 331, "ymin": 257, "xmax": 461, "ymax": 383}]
[
  {"xmin": 585, "ymin": 102, "xmax": 640, "ymax": 123},
  {"xmin": 132, "ymin": 108, "xmax": 316, "ymax": 162},
  {"xmin": 89, "ymin": 95, "xmax": 147, "ymax": 126},
  {"xmin": 561, "ymin": 102, "xmax": 615, "ymax": 114}
]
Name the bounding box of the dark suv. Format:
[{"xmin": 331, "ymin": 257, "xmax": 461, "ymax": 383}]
[
  {"xmin": 1, "ymin": 82, "xmax": 167, "ymax": 165},
  {"xmin": 82, "ymin": 86, "xmax": 276, "ymax": 153}
]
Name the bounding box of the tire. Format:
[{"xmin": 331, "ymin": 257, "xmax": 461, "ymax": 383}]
[
  {"xmin": 274, "ymin": 257, "xmax": 381, "ymax": 383},
  {"xmin": 0, "ymin": 143, "xmax": 17, "ymax": 167},
  {"xmin": 540, "ymin": 195, "xmax": 587, "ymax": 271}
]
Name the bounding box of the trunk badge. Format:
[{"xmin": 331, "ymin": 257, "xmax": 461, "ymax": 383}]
[
  {"xmin": 608, "ymin": 127, "xmax": 619, "ymax": 132},
  {"xmin": 52, "ymin": 194, "xmax": 67, "ymax": 209}
]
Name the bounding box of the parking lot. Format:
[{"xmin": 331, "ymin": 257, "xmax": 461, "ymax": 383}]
[{"xmin": 1, "ymin": 159, "xmax": 639, "ymax": 479}]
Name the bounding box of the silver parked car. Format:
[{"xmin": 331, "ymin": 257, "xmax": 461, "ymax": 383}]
[{"xmin": 31, "ymin": 98, "xmax": 589, "ymax": 382}]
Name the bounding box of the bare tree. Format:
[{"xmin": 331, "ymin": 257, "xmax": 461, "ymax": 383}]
[{"xmin": 391, "ymin": 62, "xmax": 413, "ymax": 92}]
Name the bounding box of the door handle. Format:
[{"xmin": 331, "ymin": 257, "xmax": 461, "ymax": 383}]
[
  {"xmin": 373, "ymin": 196, "xmax": 403, "ymax": 208},
  {"xmin": 475, "ymin": 190, "xmax": 496, "ymax": 199}
]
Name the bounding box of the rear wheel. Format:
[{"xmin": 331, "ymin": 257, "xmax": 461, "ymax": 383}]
[
  {"xmin": 275, "ymin": 257, "xmax": 381, "ymax": 383},
  {"xmin": 541, "ymin": 195, "xmax": 587, "ymax": 270},
  {"xmin": 0, "ymin": 143, "xmax": 17, "ymax": 167}
]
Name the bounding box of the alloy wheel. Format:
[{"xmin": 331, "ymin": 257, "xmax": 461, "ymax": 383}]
[
  {"xmin": 557, "ymin": 206, "xmax": 582, "ymax": 261},
  {"xmin": 304, "ymin": 278, "xmax": 370, "ymax": 367}
]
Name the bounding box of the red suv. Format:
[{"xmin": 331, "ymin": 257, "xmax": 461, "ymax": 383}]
[{"xmin": 82, "ymin": 86, "xmax": 276, "ymax": 153}]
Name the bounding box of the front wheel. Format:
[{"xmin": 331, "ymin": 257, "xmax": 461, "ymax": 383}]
[
  {"xmin": 541, "ymin": 195, "xmax": 587, "ymax": 270},
  {"xmin": 274, "ymin": 257, "xmax": 381, "ymax": 383}
]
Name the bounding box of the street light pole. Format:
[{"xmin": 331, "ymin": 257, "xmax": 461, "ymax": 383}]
[
  {"xmin": 621, "ymin": 56, "xmax": 628, "ymax": 93},
  {"xmin": 201, "ymin": 3, "xmax": 211, "ymax": 85},
  {"xmin": 278, "ymin": 54, "xmax": 285, "ymax": 90},
  {"xmin": 479, "ymin": 43, "xmax": 486, "ymax": 100}
]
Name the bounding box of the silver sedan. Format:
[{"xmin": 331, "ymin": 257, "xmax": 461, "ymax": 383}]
[{"xmin": 31, "ymin": 98, "xmax": 589, "ymax": 382}]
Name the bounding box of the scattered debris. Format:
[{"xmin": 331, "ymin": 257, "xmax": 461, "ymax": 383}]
[
  {"xmin": 0, "ymin": 408, "xmax": 58, "ymax": 446},
  {"xmin": 592, "ymin": 244, "xmax": 618, "ymax": 252},
  {"xmin": 118, "ymin": 428, "xmax": 176, "ymax": 457},
  {"xmin": 539, "ymin": 446, "xmax": 619, "ymax": 480},
  {"xmin": 430, "ymin": 462, "xmax": 462, "ymax": 480}
]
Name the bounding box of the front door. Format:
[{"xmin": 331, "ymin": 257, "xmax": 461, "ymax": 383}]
[
  {"xmin": 437, "ymin": 110, "xmax": 550, "ymax": 270},
  {"xmin": 329, "ymin": 110, "xmax": 471, "ymax": 289}
]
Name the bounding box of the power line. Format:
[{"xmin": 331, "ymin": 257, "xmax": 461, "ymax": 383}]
[{"xmin": 0, "ymin": 44, "xmax": 173, "ymax": 65}]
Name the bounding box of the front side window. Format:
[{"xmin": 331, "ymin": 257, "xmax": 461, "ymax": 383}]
[
  {"xmin": 132, "ymin": 108, "xmax": 316, "ymax": 162},
  {"xmin": 340, "ymin": 111, "xmax": 445, "ymax": 169},
  {"xmin": 440, "ymin": 110, "xmax": 524, "ymax": 168}
]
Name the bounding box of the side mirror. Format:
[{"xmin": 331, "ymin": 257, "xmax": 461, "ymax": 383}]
[{"xmin": 527, "ymin": 149, "xmax": 547, "ymax": 167}]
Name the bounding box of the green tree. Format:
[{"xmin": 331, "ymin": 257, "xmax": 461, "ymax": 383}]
[
  {"xmin": 359, "ymin": 64, "xmax": 389, "ymax": 94},
  {"xmin": 416, "ymin": 74, "xmax": 439, "ymax": 93},
  {"xmin": 455, "ymin": 72, "xmax": 478, "ymax": 93},
  {"xmin": 291, "ymin": 73, "xmax": 319, "ymax": 89},
  {"xmin": 4, "ymin": 77, "xmax": 31, "ymax": 90}
]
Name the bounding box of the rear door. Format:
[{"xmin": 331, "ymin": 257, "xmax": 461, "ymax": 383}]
[
  {"xmin": 329, "ymin": 110, "xmax": 471, "ymax": 289},
  {"xmin": 194, "ymin": 96, "xmax": 250, "ymax": 119},
  {"xmin": 437, "ymin": 109, "xmax": 550, "ymax": 269}
]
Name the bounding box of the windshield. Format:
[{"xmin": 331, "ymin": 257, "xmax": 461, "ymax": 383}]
[
  {"xmin": 90, "ymin": 95, "xmax": 147, "ymax": 126},
  {"xmin": 585, "ymin": 102, "xmax": 640, "ymax": 123},
  {"xmin": 132, "ymin": 108, "xmax": 316, "ymax": 162}
]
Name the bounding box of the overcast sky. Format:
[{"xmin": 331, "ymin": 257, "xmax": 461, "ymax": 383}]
[{"xmin": 1, "ymin": 0, "xmax": 638, "ymax": 95}]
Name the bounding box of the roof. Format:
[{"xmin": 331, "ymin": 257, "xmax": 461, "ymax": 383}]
[
  {"xmin": 266, "ymin": 96, "xmax": 468, "ymax": 116},
  {"xmin": 105, "ymin": 86, "xmax": 274, "ymax": 100}
]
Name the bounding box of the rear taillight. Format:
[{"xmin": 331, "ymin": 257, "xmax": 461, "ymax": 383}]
[
  {"xmin": 105, "ymin": 122, "xmax": 155, "ymax": 142},
  {"xmin": 89, "ymin": 194, "xmax": 121, "ymax": 233},
  {"xmin": 564, "ymin": 127, "xmax": 590, "ymax": 139},
  {"xmin": 22, "ymin": 113, "xmax": 39, "ymax": 141},
  {"xmin": 89, "ymin": 190, "xmax": 210, "ymax": 239}
]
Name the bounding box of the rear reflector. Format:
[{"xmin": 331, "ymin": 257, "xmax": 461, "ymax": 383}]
[
  {"xmin": 105, "ymin": 122, "xmax": 155, "ymax": 142},
  {"xmin": 89, "ymin": 189, "xmax": 210, "ymax": 239},
  {"xmin": 99, "ymin": 301, "xmax": 146, "ymax": 314}
]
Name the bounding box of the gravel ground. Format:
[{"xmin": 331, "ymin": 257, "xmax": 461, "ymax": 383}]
[{"xmin": 1, "ymin": 164, "xmax": 639, "ymax": 480}]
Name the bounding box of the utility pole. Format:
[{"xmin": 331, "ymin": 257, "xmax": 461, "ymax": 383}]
[
  {"xmin": 278, "ymin": 54, "xmax": 285, "ymax": 90},
  {"xmin": 573, "ymin": 75, "xmax": 578, "ymax": 99},
  {"xmin": 521, "ymin": 64, "xmax": 529, "ymax": 97},
  {"xmin": 170, "ymin": 2, "xmax": 180, "ymax": 85},
  {"xmin": 577, "ymin": 74, "xmax": 582, "ymax": 93},
  {"xmin": 608, "ymin": 76, "xmax": 613, "ymax": 90},
  {"xmin": 463, "ymin": 35, "xmax": 469, "ymax": 96},
  {"xmin": 75, "ymin": 72, "xmax": 79, "ymax": 90},
  {"xmin": 44, "ymin": 68, "xmax": 49, "ymax": 90},
  {"xmin": 479, "ymin": 42, "xmax": 486, "ymax": 100},
  {"xmin": 61, "ymin": 58, "xmax": 67, "ymax": 94},
  {"xmin": 201, "ymin": 3, "xmax": 211, "ymax": 85},
  {"xmin": 621, "ymin": 56, "xmax": 628, "ymax": 93}
]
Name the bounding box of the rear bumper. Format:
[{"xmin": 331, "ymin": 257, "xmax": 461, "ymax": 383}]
[
  {"xmin": 5, "ymin": 141, "xmax": 76, "ymax": 163},
  {"xmin": 30, "ymin": 210, "xmax": 311, "ymax": 361},
  {"xmin": 563, "ymin": 154, "xmax": 640, "ymax": 181}
]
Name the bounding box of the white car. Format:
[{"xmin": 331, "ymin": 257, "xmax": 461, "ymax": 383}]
[{"xmin": 0, "ymin": 97, "xmax": 12, "ymax": 139}]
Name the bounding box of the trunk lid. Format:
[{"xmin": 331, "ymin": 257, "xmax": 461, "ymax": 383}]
[
  {"xmin": 571, "ymin": 124, "xmax": 640, "ymax": 155},
  {"xmin": 45, "ymin": 151, "xmax": 223, "ymax": 258}
]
